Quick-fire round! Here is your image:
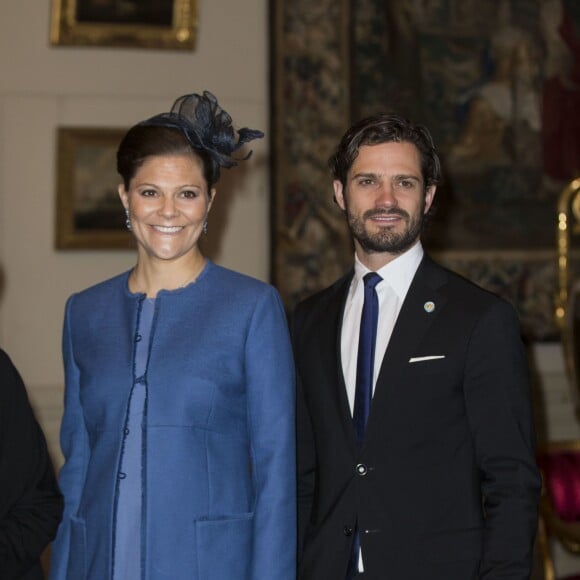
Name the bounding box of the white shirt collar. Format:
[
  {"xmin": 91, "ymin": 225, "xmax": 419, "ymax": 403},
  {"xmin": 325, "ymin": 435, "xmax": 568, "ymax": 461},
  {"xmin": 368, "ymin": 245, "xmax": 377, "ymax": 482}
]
[{"xmin": 353, "ymin": 241, "xmax": 424, "ymax": 299}]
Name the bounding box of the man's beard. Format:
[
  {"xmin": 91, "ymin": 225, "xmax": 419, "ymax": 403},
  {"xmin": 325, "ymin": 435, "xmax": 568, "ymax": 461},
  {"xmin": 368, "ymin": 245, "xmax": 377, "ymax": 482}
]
[{"xmin": 346, "ymin": 203, "xmax": 425, "ymax": 256}]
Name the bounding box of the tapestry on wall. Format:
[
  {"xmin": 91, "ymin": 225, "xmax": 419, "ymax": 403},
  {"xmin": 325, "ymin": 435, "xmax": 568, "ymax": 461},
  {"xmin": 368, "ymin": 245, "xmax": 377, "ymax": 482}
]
[{"xmin": 271, "ymin": 0, "xmax": 580, "ymax": 340}]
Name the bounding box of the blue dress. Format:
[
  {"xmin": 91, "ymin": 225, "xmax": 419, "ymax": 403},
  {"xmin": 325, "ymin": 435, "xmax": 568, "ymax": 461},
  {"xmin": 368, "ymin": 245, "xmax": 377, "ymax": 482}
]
[{"xmin": 113, "ymin": 298, "xmax": 155, "ymax": 580}]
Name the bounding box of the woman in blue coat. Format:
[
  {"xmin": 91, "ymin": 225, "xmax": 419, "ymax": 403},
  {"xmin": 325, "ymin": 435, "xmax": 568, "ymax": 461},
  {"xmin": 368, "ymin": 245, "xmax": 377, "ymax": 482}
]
[{"xmin": 49, "ymin": 91, "xmax": 296, "ymax": 580}]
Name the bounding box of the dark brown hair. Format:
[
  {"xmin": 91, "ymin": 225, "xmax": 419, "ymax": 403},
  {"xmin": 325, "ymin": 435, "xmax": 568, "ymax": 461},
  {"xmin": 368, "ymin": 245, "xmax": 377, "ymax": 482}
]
[
  {"xmin": 116, "ymin": 125, "xmax": 215, "ymax": 190},
  {"xmin": 329, "ymin": 113, "xmax": 441, "ymax": 192}
]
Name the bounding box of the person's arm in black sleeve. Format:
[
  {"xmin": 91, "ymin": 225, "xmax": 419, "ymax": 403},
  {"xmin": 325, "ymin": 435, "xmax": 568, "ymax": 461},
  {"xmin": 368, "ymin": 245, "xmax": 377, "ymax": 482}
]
[{"xmin": 0, "ymin": 349, "xmax": 64, "ymax": 579}]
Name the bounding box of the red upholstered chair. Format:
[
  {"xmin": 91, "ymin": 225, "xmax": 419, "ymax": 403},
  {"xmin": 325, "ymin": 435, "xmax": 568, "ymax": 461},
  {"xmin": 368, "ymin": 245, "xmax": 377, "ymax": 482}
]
[{"xmin": 536, "ymin": 440, "xmax": 580, "ymax": 579}]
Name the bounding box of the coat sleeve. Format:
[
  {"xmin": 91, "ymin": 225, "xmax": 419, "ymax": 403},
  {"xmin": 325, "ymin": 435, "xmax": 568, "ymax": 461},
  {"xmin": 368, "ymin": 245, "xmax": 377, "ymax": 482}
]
[
  {"xmin": 48, "ymin": 296, "xmax": 90, "ymax": 580},
  {"xmin": 462, "ymin": 300, "xmax": 541, "ymax": 579},
  {"xmin": 244, "ymin": 286, "xmax": 296, "ymax": 580},
  {"xmin": 0, "ymin": 350, "xmax": 64, "ymax": 580}
]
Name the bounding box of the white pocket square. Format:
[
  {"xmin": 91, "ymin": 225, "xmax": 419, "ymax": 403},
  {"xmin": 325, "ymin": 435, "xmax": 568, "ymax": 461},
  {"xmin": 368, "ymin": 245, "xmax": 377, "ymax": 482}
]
[{"xmin": 408, "ymin": 355, "xmax": 446, "ymax": 363}]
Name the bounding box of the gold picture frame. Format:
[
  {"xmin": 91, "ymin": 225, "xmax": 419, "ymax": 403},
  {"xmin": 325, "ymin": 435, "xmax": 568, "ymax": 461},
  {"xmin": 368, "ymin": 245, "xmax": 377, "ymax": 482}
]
[
  {"xmin": 55, "ymin": 127, "xmax": 134, "ymax": 250},
  {"xmin": 50, "ymin": 0, "xmax": 197, "ymax": 50}
]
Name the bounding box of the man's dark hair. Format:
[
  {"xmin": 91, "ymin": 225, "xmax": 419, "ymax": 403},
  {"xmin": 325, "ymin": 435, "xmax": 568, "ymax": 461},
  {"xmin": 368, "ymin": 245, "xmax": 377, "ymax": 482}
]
[{"xmin": 329, "ymin": 113, "xmax": 441, "ymax": 192}]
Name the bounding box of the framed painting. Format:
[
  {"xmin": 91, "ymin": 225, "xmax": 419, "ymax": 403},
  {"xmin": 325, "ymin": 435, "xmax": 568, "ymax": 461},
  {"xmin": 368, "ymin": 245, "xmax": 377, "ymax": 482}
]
[
  {"xmin": 55, "ymin": 127, "xmax": 134, "ymax": 250},
  {"xmin": 50, "ymin": 0, "xmax": 197, "ymax": 50},
  {"xmin": 271, "ymin": 0, "xmax": 580, "ymax": 340}
]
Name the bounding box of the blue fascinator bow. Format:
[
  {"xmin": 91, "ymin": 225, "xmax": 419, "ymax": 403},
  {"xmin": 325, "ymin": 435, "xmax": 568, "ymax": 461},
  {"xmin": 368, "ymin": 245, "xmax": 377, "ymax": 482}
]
[{"xmin": 139, "ymin": 90, "xmax": 264, "ymax": 179}]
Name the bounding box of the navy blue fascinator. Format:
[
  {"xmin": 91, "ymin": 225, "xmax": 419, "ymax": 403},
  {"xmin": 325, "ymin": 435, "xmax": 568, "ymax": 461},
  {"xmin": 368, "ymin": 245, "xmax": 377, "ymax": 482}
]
[{"xmin": 139, "ymin": 90, "xmax": 264, "ymax": 180}]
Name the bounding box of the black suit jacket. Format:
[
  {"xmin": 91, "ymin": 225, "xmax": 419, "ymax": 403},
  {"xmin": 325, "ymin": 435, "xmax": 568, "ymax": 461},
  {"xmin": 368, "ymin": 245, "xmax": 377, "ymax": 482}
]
[
  {"xmin": 293, "ymin": 255, "xmax": 540, "ymax": 580},
  {"xmin": 0, "ymin": 349, "xmax": 63, "ymax": 580}
]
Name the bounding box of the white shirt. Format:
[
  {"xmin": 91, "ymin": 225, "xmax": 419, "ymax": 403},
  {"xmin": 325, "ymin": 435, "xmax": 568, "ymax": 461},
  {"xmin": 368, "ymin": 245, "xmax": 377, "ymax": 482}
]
[
  {"xmin": 341, "ymin": 242, "xmax": 424, "ymax": 414},
  {"xmin": 340, "ymin": 242, "xmax": 424, "ymax": 572}
]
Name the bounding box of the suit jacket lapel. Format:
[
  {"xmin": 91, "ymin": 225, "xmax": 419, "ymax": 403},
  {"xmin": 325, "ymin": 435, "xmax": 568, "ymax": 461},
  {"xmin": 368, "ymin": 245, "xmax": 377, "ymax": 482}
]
[
  {"xmin": 316, "ymin": 271, "xmax": 360, "ymax": 453},
  {"xmin": 365, "ymin": 255, "xmax": 449, "ymax": 441}
]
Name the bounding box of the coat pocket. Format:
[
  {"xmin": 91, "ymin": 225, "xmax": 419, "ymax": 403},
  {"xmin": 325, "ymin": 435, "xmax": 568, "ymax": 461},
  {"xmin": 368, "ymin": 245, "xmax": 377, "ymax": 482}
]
[
  {"xmin": 195, "ymin": 512, "xmax": 254, "ymax": 580},
  {"xmin": 67, "ymin": 516, "xmax": 87, "ymax": 579}
]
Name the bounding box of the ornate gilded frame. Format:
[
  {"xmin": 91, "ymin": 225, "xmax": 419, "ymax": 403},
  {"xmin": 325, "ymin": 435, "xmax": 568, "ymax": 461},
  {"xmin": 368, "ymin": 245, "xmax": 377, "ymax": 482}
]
[
  {"xmin": 55, "ymin": 127, "xmax": 134, "ymax": 250},
  {"xmin": 555, "ymin": 178, "xmax": 580, "ymax": 326},
  {"xmin": 50, "ymin": 0, "xmax": 197, "ymax": 50},
  {"xmin": 555, "ymin": 178, "xmax": 580, "ymax": 415}
]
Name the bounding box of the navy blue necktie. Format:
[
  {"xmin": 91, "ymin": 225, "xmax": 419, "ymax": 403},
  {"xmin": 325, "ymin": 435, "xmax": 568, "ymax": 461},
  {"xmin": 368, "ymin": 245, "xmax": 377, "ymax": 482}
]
[
  {"xmin": 353, "ymin": 272, "xmax": 382, "ymax": 446},
  {"xmin": 348, "ymin": 272, "xmax": 381, "ymax": 579}
]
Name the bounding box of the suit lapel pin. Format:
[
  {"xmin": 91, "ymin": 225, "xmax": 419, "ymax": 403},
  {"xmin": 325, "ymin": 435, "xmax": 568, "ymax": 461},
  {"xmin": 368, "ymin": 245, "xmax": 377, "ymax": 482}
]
[{"xmin": 424, "ymin": 301, "xmax": 435, "ymax": 313}]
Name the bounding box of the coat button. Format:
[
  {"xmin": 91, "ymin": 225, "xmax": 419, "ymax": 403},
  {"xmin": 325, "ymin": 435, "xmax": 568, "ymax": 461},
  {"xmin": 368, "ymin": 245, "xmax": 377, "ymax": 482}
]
[
  {"xmin": 356, "ymin": 463, "xmax": 368, "ymax": 476},
  {"xmin": 343, "ymin": 526, "xmax": 353, "ymax": 536}
]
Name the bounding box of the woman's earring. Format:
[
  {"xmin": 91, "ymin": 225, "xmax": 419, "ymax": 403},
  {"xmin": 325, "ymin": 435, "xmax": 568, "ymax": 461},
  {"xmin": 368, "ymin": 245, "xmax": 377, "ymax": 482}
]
[
  {"xmin": 125, "ymin": 208, "xmax": 132, "ymax": 231},
  {"xmin": 203, "ymin": 220, "xmax": 208, "ymax": 235}
]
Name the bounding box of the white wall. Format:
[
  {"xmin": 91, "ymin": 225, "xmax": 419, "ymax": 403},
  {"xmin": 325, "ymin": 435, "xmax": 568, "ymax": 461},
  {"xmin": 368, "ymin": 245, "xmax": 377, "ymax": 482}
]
[{"xmin": 0, "ymin": 0, "xmax": 269, "ymax": 463}]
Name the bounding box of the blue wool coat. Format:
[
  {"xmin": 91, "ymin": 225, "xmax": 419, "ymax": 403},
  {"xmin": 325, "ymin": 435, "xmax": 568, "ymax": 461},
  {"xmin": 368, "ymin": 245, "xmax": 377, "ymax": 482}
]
[{"xmin": 49, "ymin": 262, "xmax": 296, "ymax": 580}]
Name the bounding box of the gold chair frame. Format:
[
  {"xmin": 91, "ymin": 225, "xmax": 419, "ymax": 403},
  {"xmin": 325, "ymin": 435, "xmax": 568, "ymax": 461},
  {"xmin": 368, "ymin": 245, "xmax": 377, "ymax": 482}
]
[{"xmin": 555, "ymin": 178, "xmax": 580, "ymax": 417}]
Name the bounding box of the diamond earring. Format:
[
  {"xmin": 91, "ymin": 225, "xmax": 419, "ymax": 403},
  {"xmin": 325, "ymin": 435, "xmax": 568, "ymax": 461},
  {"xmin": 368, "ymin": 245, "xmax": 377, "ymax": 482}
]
[
  {"xmin": 125, "ymin": 208, "xmax": 132, "ymax": 231},
  {"xmin": 203, "ymin": 220, "xmax": 208, "ymax": 235}
]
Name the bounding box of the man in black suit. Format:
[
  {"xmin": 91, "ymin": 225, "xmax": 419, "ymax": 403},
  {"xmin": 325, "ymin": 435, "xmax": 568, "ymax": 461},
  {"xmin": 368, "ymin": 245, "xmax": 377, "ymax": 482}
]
[{"xmin": 292, "ymin": 114, "xmax": 540, "ymax": 579}]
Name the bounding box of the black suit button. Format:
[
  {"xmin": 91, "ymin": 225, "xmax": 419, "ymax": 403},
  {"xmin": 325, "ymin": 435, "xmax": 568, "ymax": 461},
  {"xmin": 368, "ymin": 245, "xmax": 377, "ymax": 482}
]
[
  {"xmin": 343, "ymin": 526, "xmax": 353, "ymax": 536},
  {"xmin": 356, "ymin": 463, "xmax": 368, "ymax": 476}
]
